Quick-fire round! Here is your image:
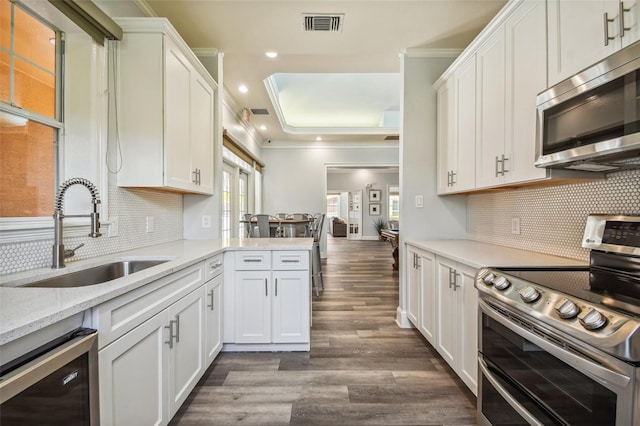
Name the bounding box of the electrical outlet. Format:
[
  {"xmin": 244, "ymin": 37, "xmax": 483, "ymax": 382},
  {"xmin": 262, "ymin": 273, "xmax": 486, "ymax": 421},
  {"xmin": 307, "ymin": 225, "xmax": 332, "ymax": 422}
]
[
  {"xmin": 415, "ymin": 195, "xmax": 424, "ymax": 208},
  {"xmin": 109, "ymin": 216, "xmax": 119, "ymax": 237},
  {"xmin": 202, "ymin": 215, "xmax": 212, "ymax": 228},
  {"xmin": 146, "ymin": 216, "xmax": 154, "ymax": 233},
  {"xmin": 511, "ymin": 217, "xmax": 521, "ymax": 235}
]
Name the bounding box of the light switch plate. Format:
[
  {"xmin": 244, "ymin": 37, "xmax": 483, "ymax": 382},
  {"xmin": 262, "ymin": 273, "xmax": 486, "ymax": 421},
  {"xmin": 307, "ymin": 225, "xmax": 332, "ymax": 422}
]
[
  {"xmin": 146, "ymin": 216, "xmax": 154, "ymax": 233},
  {"xmin": 202, "ymin": 215, "xmax": 212, "ymax": 228},
  {"xmin": 511, "ymin": 217, "xmax": 521, "ymax": 235},
  {"xmin": 109, "ymin": 216, "xmax": 119, "ymax": 237},
  {"xmin": 415, "ymin": 195, "xmax": 424, "ymax": 208}
]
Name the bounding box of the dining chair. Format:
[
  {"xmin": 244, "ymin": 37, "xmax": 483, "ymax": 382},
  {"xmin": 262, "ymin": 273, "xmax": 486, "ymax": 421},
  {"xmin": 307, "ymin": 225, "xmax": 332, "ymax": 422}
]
[
  {"xmin": 311, "ymin": 213, "xmax": 325, "ymax": 296},
  {"xmin": 287, "ymin": 213, "xmax": 312, "ymax": 237},
  {"xmin": 249, "ymin": 214, "xmax": 282, "ymax": 238},
  {"xmin": 243, "ymin": 213, "xmax": 254, "ymax": 238}
]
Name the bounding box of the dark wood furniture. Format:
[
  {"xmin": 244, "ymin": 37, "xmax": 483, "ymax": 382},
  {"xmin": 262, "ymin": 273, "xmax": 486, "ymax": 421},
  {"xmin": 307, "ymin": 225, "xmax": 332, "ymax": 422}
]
[{"xmin": 380, "ymin": 229, "xmax": 399, "ymax": 271}]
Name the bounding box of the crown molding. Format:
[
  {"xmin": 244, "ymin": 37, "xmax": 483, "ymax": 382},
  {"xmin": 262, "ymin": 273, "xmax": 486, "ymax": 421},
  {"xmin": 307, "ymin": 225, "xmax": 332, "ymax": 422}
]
[
  {"xmin": 132, "ymin": 0, "xmax": 156, "ymax": 17},
  {"xmin": 403, "ymin": 48, "xmax": 463, "ymax": 58},
  {"xmin": 192, "ymin": 48, "xmax": 218, "ymax": 57}
]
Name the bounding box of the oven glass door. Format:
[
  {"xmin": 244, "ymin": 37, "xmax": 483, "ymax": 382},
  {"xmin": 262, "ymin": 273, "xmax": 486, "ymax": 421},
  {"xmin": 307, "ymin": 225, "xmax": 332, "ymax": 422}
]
[{"xmin": 479, "ymin": 312, "xmax": 617, "ymax": 425}]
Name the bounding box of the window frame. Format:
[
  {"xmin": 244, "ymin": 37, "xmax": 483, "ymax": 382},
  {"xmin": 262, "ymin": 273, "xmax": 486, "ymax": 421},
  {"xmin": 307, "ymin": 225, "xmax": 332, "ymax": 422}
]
[{"xmin": 0, "ymin": 0, "xmax": 112, "ymax": 244}]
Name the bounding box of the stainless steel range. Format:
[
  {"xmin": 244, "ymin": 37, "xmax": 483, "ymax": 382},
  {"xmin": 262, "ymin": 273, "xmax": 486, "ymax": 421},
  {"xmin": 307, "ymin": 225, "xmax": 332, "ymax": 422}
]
[{"xmin": 476, "ymin": 214, "xmax": 640, "ymax": 426}]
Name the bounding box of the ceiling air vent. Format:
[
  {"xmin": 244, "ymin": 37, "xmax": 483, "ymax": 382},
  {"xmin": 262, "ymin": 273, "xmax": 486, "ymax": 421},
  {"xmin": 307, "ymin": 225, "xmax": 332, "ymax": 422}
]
[
  {"xmin": 384, "ymin": 135, "xmax": 400, "ymax": 141},
  {"xmin": 303, "ymin": 14, "xmax": 344, "ymax": 32},
  {"xmin": 250, "ymin": 108, "xmax": 269, "ymax": 115}
]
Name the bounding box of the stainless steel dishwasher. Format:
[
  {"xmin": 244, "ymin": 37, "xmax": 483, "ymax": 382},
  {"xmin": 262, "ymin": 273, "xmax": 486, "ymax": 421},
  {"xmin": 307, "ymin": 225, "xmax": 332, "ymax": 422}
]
[{"xmin": 0, "ymin": 327, "xmax": 99, "ymax": 425}]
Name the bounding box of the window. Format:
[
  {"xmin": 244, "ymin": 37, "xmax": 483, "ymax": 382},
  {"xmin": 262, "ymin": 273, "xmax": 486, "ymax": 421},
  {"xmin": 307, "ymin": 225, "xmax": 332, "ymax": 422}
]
[
  {"xmin": 388, "ymin": 186, "xmax": 399, "ymax": 221},
  {"xmin": 1, "ymin": 0, "xmax": 61, "ymax": 218},
  {"xmin": 221, "ymin": 165, "xmax": 232, "ymax": 240},
  {"xmin": 326, "ymin": 194, "xmax": 340, "ymax": 218},
  {"xmin": 238, "ymin": 171, "xmax": 248, "ymax": 237}
]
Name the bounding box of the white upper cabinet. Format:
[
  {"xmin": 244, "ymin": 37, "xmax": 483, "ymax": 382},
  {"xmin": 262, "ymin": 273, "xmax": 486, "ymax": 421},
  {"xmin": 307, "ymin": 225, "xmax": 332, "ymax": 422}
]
[
  {"xmin": 476, "ymin": 0, "xmax": 547, "ymax": 189},
  {"xmin": 115, "ymin": 18, "xmax": 216, "ymax": 195},
  {"xmin": 436, "ymin": 56, "xmax": 476, "ymax": 195},
  {"xmin": 548, "ymin": 0, "xmax": 640, "ymax": 87},
  {"xmin": 475, "ymin": 27, "xmax": 506, "ymax": 188}
]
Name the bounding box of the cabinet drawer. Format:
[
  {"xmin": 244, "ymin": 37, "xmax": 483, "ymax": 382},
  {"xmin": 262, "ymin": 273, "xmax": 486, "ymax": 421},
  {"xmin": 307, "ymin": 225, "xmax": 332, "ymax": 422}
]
[
  {"xmin": 205, "ymin": 254, "xmax": 223, "ymax": 281},
  {"xmin": 93, "ymin": 263, "xmax": 204, "ymax": 349},
  {"xmin": 273, "ymin": 251, "xmax": 309, "ymax": 270},
  {"xmin": 234, "ymin": 251, "xmax": 271, "ymax": 270}
]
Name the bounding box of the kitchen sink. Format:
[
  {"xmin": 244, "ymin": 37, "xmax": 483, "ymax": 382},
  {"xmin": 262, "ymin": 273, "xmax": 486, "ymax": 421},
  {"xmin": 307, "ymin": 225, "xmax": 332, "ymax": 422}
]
[{"xmin": 23, "ymin": 260, "xmax": 170, "ymax": 288}]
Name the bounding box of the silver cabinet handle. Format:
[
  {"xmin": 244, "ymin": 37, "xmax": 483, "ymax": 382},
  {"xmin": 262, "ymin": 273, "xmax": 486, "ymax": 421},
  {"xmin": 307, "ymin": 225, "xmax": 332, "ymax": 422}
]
[
  {"xmin": 281, "ymin": 259, "xmax": 299, "ymax": 263},
  {"xmin": 275, "ymin": 278, "xmax": 278, "ymax": 296},
  {"xmin": 447, "ymin": 171, "xmax": 451, "ymax": 187},
  {"xmin": 265, "ymin": 278, "xmax": 268, "ymax": 296},
  {"xmin": 165, "ymin": 319, "xmax": 177, "ymax": 349},
  {"xmin": 495, "ymin": 156, "xmax": 501, "ymax": 177},
  {"xmin": 207, "ymin": 289, "xmax": 215, "ymax": 310},
  {"xmin": 604, "ymin": 12, "xmax": 616, "ymax": 45},
  {"xmin": 244, "ymin": 258, "xmax": 262, "ymax": 263},
  {"xmin": 620, "ymin": 2, "xmax": 632, "ymax": 37},
  {"xmin": 210, "ymin": 262, "xmax": 222, "ymax": 269},
  {"xmin": 192, "ymin": 169, "xmax": 198, "ymax": 184},
  {"xmin": 448, "ymin": 268, "xmax": 456, "ymax": 288},
  {"xmin": 453, "ymin": 272, "xmax": 461, "ymax": 291},
  {"xmin": 174, "ymin": 315, "xmax": 180, "ymax": 343},
  {"xmin": 450, "ymin": 171, "xmax": 456, "ymax": 185},
  {"xmin": 501, "ymin": 154, "xmax": 509, "ymax": 175}
]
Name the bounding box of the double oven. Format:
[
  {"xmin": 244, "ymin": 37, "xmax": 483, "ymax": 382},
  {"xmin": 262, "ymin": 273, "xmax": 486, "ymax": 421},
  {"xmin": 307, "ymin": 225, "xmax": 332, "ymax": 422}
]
[{"xmin": 476, "ymin": 215, "xmax": 640, "ymax": 425}]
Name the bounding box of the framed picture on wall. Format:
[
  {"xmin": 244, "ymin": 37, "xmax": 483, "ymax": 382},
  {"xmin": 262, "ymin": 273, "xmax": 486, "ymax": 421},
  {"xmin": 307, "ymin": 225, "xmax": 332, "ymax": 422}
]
[
  {"xmin": 369, "ymin": 189, "xmax": 381, "ymax": 202},
  {"xmin": 369, "ymin": 203, "xmax": 381, "ymax": 215}
]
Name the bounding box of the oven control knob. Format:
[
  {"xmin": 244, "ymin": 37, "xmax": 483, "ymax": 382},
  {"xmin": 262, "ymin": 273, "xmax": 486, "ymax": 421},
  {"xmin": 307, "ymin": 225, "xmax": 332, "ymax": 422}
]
[
  {"xmin": 519, "ymin": 286, "xmax": 540, "ymax": 303},
  {"xmin": 579, "ymin": 309, "xmax": 607, "ymax": 330},
  {"xmin": 493, "ymin": 276, "xmax": 511, "ymax": 291},
  {"xmin": 482, "ymin": 272, "xmax": 496, "ymax": 285},
  {"xmin": 555, "ymin": 298, "xmax": 580, "ymax": 319}
]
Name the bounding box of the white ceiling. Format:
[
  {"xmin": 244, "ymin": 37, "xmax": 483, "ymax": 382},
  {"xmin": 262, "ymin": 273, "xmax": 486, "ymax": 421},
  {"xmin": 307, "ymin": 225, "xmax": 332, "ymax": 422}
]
[{"xmin": 139, "ymin": 0, "xmax": 507, "ymax": 145}]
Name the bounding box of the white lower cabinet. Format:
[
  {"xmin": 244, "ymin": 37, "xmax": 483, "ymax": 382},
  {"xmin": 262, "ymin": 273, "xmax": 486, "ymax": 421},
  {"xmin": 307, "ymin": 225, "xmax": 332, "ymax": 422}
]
[
  {"xmin": 224, "ymin": 250, "xmax": 311, "ymax": 350},
  {"xmin": 406, "ymin": 243, "xmax": 479, "ymax": 395},
  {"xmin": 98, "ymin": 309, "xmax": 168, "ymax": 426},
  {"xmin": 97, "ymin": 256, "xmax": 224, "ymax": 425}
]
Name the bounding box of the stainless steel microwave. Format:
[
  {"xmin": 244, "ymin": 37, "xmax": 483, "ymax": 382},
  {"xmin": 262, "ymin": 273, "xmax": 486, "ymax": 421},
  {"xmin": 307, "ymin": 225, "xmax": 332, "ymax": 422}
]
[{"xmin": 536, "ymin": 42, "xmax": 640, "ymax": 171}]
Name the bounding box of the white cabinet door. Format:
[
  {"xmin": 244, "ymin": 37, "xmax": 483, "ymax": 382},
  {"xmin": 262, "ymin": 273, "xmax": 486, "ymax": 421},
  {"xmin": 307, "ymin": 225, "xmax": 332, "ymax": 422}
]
[
  {"xmin": 435, "ymin": 258, "xmax": 457, "ymax": 367},
  {"xmin": 475, "ymin": 27, "xmax": 506, "ymax": 189},
  {"xmin": 204, "ymin": 274, "xmax": 223, "ymax": 365},
  {"xmin": 547, "ymin": 0, "xmax": 619, "ymax": 86},
  {"xmin": 436, "ymin": 80, "xmax": 454, "ymax": 194},
  {"xmin": 99, "ymin": 311, "xmax": 169, "ymax": 426},
  {"xmin": 235, "ymin": 271, "xmax": 271, "ymax": 343},
  {"xmin": 272, "ymin": 270, "xmax": 310, "ymax": 343},
  {"xmin": 190, "ymin": 73, "xmax": 215, "ymax": 193},
  {"xmin": 456, "ymin": 263, "xmax": 478, "ymax": 395},
  {"xmin": 505, "ymin": 0, "xmax": 547, "ymax": 184},
  {"xmin": 453, "ymin": 55, "xmax": 476, "ymax": 192},
  {"xmin": 164, "ymin": 36, "xmax": 193, "ymax": 191},
  {"xmin": 406, "ymin": 248, "xmax": 421, "ymax": 326},
  {"xmin": 168, "ymin": 287, "xmax": 205, "ymax": 417},
  {"xmin": 418, "ymin": 250, "xmax": 436, "ymax": 346},
  {"xmin": 621, "ymin": 0, "xmax": 640, "ymax": 47},
  {"xmin": 435, "ymin": 256, "xmax": 479, "ymax": 395}
]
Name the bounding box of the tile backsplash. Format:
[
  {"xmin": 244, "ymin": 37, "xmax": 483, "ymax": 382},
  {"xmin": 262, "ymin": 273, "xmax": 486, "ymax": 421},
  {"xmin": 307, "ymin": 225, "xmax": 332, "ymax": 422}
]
[
  {"xmin": 467, "ymin": 169, "xmax": 640, "ymax": 261},
  {"xmin": 0, "ymin": 186, "xmax": 183, "ymax": 275}
]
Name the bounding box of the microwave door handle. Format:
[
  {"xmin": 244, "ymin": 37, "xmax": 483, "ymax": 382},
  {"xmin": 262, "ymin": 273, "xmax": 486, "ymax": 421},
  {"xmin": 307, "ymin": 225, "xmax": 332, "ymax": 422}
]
[
  {"xmin": 479, "ymin": 299, "xmax": 631, "ymax": 389},
  {"xmin": 478, "ymin": 358, "xmax": 546, "ymax": 426}
]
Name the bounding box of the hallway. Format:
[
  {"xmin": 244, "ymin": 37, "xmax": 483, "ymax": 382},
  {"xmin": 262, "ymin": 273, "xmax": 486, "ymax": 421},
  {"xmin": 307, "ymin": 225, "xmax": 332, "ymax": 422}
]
[{"xmin": 170, "ymin": 237, "xmax": 476, "ymax": 425}]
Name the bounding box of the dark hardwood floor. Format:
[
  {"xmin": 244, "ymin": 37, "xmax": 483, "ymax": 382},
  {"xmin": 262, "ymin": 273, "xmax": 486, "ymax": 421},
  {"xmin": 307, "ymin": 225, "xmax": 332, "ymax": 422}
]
[{"xmin": 170, "ymin": 237, "xmax": 477, "ymax": 425}]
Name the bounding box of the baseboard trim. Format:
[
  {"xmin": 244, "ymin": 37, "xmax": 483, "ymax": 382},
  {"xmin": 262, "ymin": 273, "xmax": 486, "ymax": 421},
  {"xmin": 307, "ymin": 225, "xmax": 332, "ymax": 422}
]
[{"xmin": 395, "ymin": 306, "xmax": 414, "ymax": 329}]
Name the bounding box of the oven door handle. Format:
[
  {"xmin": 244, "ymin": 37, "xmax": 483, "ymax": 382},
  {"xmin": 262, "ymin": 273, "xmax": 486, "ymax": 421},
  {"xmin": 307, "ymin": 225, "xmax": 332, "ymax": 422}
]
[
  {"xmin": 0, "ymin": 332, "xmax": 97, "ymax": 404},
  {"xmin": 479, "ymin": 299, "xmax": 631, "ymax": 389},
  {"xmin": 478, "ymin": 357, "xmax": 546, "ymax": 426}
]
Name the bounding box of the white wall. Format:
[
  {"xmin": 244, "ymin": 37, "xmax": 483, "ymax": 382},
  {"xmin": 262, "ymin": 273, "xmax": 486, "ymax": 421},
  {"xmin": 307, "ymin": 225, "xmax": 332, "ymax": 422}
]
[
  {"xmin": 260, "ymin": 145, "xmax": 399, "ymax": 253},
  {"xmin": 397, "ymin": 53, "xmax": 467, "ymax": 326},
  {"xmin": 327, "ymin": 170, "xmax": 399, "ymax": 238}
]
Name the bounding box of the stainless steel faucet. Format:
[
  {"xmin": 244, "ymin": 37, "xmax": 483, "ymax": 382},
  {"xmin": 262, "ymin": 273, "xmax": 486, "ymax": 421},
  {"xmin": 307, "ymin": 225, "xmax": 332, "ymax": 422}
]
[{"xmin": 52, "ymin": 178, "xmax": 102, "ymax": 268}]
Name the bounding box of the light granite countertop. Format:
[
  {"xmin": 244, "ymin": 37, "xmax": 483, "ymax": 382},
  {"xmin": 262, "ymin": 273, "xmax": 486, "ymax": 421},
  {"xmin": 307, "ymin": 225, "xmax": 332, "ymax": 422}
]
[
  {"xmin": 0, "ymin": 238, "xmax": 313, "ymax": 345},
  {"xmin": 406, "ymin": 239, "xmax": 587, "ymax": 269}
]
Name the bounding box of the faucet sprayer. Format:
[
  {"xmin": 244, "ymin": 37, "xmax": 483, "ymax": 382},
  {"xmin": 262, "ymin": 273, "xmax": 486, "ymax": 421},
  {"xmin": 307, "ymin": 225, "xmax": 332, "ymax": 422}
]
[{"xmin": 52, "ymin": 178, "xmax": 102, "ymax": 268}]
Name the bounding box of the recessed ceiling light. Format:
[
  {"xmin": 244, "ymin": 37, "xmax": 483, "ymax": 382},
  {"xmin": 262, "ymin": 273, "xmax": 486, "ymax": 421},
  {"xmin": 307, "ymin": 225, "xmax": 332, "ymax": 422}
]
[
  {"xmin": 315, "ymin": 136, "xmax": 322, "ymax": 141},
  {"xmin": 260, "ymin": 125, "xmax": 267, "ymax": 130},
  {"xmin": 266, "ymin": 51, "xmax": 278, "ymax": 58},
  {"xmin": 238, "ymin": 85, "xmax": 248, "ymax": 93}
]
